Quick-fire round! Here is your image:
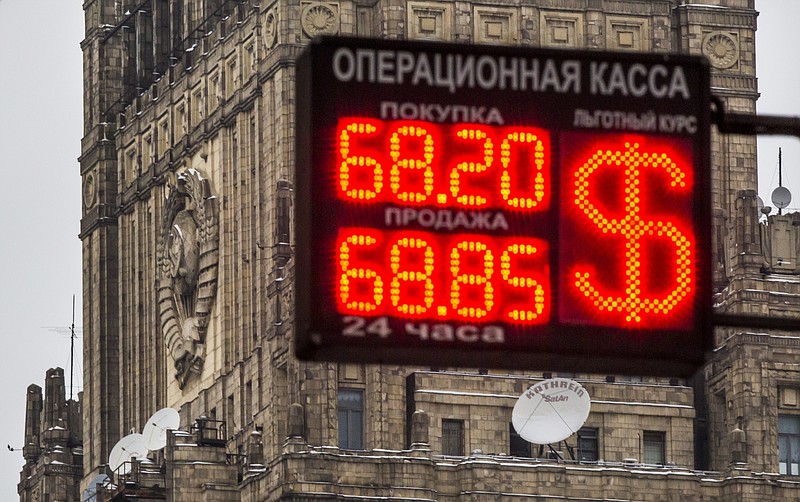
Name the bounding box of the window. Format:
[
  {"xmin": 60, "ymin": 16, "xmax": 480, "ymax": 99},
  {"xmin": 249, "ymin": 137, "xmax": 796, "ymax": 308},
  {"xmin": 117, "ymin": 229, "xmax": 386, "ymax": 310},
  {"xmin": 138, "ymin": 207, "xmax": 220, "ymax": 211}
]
[
  {"xmin": 442, "ymin": 419, "xmax": 464, "ymax": 456},
  {"xmin": 577, "ymin": 427, "xmax": 598, "ymax": 462},
  {"xmin": 643, "ymin": 431, "xmax": 665, "ymax": 465},
  {"xmin": 276, "ymin": 181, "xmax": 292, "ymax": 244},
  {"xmin": 144, "ymin": 134, "xmax": 154, "ymax": 167},
  {"xmin": 509, "ymin": 422, "xmax": 530, "ymax": 457},
  {"xmin": 225, "ymin": 56, "xmax": 237, "ymax": 100},
  {"xmin": 779, "ymin": 415, "xmax": 800, "ymax": 475},
  {"xmin": 209, "ymin": 71, "xmax": 221, "ymax": 109},
  {"xmin": 190, "ymin": 88, "xmax": 203, "ymax": 127},
  {"xmin": 123, "ymin": 146, "xmax": 136, "ymax": 185},
  {"xmin": 338, "ymin": 388, "xmax": 364, "ymax": 449},
  {"xmin": 157, "ymin": 119, "xmax": 169, "ymax": 159},
  {"xmin": 226, "ymin": 394, "xmax": 236, "ymax": 437},
  {"xmin": 244, "ymin": 380, "xmax": 253, "ymax": 424},
  {"xmin": 176, "ymin": 103, "xmax": 186, "ymax": 138},
  {"xmin": 244, "ymin": 42, "xmax": 255, "ymax": 78}
]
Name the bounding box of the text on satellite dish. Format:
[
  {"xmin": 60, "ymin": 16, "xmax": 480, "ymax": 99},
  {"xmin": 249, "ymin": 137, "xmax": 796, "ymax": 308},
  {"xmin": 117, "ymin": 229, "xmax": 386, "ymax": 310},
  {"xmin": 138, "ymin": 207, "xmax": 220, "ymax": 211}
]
[{"xmin": 524, "ymin": 379, "xmax": 586, "ymax": 399}]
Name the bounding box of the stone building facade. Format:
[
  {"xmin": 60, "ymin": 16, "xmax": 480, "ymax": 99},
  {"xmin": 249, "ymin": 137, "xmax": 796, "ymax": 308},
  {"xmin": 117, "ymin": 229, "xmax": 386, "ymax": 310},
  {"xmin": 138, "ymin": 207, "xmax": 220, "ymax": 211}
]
[{"xmin": 19, "ymin": 0, "xmax": 800, "ymax": 500}]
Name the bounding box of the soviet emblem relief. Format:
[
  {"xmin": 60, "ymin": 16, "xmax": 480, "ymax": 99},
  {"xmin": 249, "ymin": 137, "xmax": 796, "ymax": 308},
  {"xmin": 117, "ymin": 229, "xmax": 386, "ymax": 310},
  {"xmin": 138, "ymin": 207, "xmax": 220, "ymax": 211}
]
[{"xmin": 157, "ymin": 169, "xmax": 219, "ymax": 388}]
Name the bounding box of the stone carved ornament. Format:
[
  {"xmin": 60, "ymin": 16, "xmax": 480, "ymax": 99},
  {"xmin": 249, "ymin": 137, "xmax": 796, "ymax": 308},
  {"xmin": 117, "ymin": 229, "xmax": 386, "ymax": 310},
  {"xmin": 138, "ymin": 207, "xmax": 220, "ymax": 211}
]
[
  {"xmin": 301, "ymin": 2, "xmax": 339, "ymax": 37},
  {"xmin": 702, "ymin": 32, "xmax": 739, "ymax": 69},
  {"xmin": 264, "ymin": 8, "xmax": 278, "ymax": 49},
  {"xmin": 157, "ymin": 169, "xmax": 219, "ymax": 388}
]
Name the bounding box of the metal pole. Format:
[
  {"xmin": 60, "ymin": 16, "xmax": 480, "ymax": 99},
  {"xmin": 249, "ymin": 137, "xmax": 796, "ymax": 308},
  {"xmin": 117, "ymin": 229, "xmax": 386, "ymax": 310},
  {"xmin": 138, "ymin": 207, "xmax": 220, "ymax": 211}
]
[{"xmin": 70, "ymin": 294, "xmax": 75, "ymax": 401}]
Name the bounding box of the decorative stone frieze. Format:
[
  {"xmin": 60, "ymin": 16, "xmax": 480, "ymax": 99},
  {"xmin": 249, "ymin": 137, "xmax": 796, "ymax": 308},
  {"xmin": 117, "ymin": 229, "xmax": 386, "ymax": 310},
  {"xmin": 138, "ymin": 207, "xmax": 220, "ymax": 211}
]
[
  {"xmin": 539, "ymin": 11, "xmax": 583, "ymax": 47},
  {"xmin": 407, "ymin": 1, "xmax": 452, "ymax": 41},
  {"xmin": 473, "ymin": 6, "xmax": 518, "ymax": 45}
]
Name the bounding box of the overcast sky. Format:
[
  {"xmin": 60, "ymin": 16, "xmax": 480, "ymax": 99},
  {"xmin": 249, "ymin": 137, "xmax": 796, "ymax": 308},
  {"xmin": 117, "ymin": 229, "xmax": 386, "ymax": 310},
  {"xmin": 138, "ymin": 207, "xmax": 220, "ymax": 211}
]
[
  {"xmin": 0, "ymin": 1, "xmax": 84, "ymax": 496},
  {"xmin": 755, "ymin": 5, "xmax": 800, "ymax": 210},
  {"xmin": 0, "ymin": 0, "xmax": 798, "ymax": 496}
]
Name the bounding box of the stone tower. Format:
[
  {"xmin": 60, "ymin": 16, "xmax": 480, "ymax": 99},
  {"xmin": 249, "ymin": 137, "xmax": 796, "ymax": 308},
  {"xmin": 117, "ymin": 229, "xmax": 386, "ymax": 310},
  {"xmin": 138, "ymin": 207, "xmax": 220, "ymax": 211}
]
[{"xmin": 17, "ymin": 368, "xmax": 82, "ymax": 500}]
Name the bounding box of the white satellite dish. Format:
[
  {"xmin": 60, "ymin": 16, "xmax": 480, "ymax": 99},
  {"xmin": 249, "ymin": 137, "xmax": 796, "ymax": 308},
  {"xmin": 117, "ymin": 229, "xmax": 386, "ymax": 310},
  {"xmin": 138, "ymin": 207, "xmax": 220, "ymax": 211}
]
[
  {"xmin": 512, "ymin": 378, "xmax": 591, "ymax": 444},
  {"xmin": 81, "ymin": 473, "xmax": 110, "ymax": 502},
  {"xmin": 108, "ymin": 433, "xmax": 149, "ymax": 474},
  {"xmin": 772, "ymin": 186, "xmax": 792, "ymax": 210},
  {"xmin": 142, "ymin": 407, "xmax": 181, "ymax": 451}
]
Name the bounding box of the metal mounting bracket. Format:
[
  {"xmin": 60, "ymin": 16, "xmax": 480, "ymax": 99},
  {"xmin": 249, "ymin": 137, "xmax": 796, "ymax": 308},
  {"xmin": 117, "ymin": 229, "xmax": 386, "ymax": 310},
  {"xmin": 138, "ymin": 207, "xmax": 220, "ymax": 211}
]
[{"xmin": 712, "ymin": 95, "xmax": 800, "ymax": 138}]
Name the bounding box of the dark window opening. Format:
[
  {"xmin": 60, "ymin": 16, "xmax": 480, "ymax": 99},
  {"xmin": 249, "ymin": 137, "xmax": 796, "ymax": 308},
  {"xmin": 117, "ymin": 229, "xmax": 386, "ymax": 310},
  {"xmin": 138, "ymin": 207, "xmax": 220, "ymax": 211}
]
[
  {"xmin": 509, "ymin": 423, "xmax": 531, "ymax": 457},
  {"xmin": 442, "ymin": 419, "xmax": 465, "ymax": 456},
  {"xmin": 337, "ymin": 388, "xmax": 364, "ymax": 450},
  {"xmin": 643, "ymin": 431, "xmax": 665, "ymax": 465},
  {"xmin": 577, "ymin": 427, "xmax": 598, "ymax": 462},
  {"xmin": 779, "ymin": 415, "xmax": 800, "ymax": 475}
]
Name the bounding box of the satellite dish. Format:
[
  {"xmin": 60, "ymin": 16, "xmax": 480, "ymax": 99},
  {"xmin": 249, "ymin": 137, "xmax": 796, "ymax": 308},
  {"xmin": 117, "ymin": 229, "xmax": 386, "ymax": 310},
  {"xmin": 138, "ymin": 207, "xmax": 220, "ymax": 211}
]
[
  {"xmin": 108, "ymin": 433, "xmax": 149, "ymax": 474},
  {"xmin": 772, "ymin": 186, "xmax": 792, "ymax": 210},
  {"xmin": 512, "ymin": 378, "xmax": 591, "ymax": 444},
  {"xmin": 81, "ymin": 474, "xmax": 109, "ymax": 502},
  {"xmin": 142, "ymin": 407, "xmax": 180, "ymax": 451}
]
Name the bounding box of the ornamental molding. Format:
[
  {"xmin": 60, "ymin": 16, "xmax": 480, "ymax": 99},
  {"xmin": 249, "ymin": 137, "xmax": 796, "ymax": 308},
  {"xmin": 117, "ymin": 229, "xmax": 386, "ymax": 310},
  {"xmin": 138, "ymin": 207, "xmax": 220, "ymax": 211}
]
[
  {"xmin": 702, "ymin": 31, "xmax": 739, "ymax": 69},
  {"xmin": 157, "ymin": 168, "xmax": 219, "ymax": 388},
  {"xmin": 264, "ymin": 7, "xmax": 278, "ymax": 49},
  {"xmin": 83, "ymin": 173, "xmax": 97, "ymax": 209},
  {"xmin": 301, "ymin": 2, "xmax": 339, "ymax": 38}
]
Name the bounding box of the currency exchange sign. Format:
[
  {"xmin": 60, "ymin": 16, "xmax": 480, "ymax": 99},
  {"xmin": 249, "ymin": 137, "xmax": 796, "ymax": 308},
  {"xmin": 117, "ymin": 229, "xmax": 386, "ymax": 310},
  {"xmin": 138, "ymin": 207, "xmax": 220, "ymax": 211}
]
[{"xmin": 295, "ymin": 37, "xmax": 712, "ymax": 377}]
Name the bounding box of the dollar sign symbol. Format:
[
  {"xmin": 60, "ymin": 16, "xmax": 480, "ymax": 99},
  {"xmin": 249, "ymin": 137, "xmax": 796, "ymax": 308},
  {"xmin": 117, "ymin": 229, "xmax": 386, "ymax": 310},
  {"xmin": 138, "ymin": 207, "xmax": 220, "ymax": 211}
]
[{"xmin": 572, "ymin": 142, "xmax": 692, "ymax": 323}]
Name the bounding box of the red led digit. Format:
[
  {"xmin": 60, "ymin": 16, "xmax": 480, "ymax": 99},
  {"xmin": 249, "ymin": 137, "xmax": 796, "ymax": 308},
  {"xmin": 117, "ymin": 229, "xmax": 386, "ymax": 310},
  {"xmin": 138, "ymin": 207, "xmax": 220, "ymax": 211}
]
[
  {"xmin": 333, "ymin": 119, "xmax": 552, "ymax": 211},
  {"xmin": 500, "ymin": 128, "xmax": 550, "ymax": 210},
  {"xmin": 389, "ymin": 236, "xmax": 436, "ymax": 315},
  {"xmin": 334, "ymin": 228, "xmax": 550, "ymax": 324},
  {"xmin": 449, "ymin": 239, "xmax": 495, "ymax": 319},
  {"xmin": 337, "ymin": 231, "xmax": 385, "ymax": 313},
  {"xmin": 389, "ymin": 123, "xmax": 436, "ymax": 203},
  {"xmin": 338, "ymin": 120, "xmax": 384, "ymax": 200},
  {"xmin": 450, "ymin": 127, "xmax": 493, "ymax": 207},
  {"xmin": 568, "ymin": 139, "xmax": 693, "ymax": 325},
  {"xmin": 501, "ymin": 242, "xmax": 548, "ymax": 322}
]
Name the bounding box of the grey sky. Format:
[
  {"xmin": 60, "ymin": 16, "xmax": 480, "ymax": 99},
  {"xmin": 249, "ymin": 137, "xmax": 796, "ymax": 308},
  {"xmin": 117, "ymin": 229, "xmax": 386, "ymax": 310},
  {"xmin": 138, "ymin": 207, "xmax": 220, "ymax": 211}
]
[
  {"xmin": 0, "ymin": 1, "xmax": 798, "ymax": 497},
  {"xmin": 0, "ymin": 1, "xmax": 84, "ymax": 495},
  {"xmin": 756, "ymin": 3, "xmax": 800, "ymax": 210}
]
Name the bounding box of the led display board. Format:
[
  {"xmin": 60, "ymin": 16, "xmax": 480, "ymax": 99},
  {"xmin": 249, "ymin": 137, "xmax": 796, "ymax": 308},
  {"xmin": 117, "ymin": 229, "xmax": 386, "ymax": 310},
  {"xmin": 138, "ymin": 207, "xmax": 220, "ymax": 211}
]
[{"xmin": 295, "ymin": 37, "xmax": 712, "ymax": 376}]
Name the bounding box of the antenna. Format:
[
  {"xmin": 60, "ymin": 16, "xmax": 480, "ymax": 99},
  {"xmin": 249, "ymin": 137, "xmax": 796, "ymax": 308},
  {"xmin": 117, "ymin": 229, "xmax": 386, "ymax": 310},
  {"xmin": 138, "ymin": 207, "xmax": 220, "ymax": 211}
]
[
  {"xmin": 142, "ymin": 408, "xmax": 181, "ymax": 450},
  {"xmin": 70, "ymin": 294, "xmax": 76, "ymax": 401},
  {"xmin": 512, "ymin": 378, "xmax": 591, "ymax": 445},
  {"xmin": 43, "ymin": 297, "xmax": 82, "ymax": 401},
  {"xmin": 772, "ymin": 148, "xmax": 792, "ymax": 215}
]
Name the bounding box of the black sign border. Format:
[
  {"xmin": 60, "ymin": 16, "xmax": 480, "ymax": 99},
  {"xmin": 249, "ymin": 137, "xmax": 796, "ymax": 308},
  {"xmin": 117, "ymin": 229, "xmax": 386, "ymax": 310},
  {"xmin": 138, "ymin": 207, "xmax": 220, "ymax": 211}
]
[{"xmin": 295, "ymin": 36, "xmax": 713, "ymax": 377}]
